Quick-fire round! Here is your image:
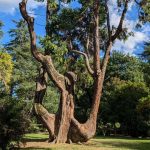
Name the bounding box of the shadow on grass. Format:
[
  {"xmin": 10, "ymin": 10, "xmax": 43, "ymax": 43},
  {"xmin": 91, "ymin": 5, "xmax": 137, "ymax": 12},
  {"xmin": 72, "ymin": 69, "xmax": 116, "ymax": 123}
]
[
  {"xmin": 17, "ymin": 148, "xmax": 52, "ymax": 150},
  {"xmin": 95, "ymin": 136, "xmax": 150, "ymax": 140},
  {"xmin": 86, "ymin": 138, "xmax": 150, "ymax": 150},
  {"xmin": 22, "ymin": 138, "xmax": 48, "ymax": 142},
  {"xmin": 19, "ymin": 148, "xmax": 52, "ymax": 150}
]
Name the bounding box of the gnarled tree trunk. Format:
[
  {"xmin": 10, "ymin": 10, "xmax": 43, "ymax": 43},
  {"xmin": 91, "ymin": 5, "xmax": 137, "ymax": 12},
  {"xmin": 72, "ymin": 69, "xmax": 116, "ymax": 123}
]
[{"xmin": 19, "ymin": 0, "xmax": 128, "ymax": 144}]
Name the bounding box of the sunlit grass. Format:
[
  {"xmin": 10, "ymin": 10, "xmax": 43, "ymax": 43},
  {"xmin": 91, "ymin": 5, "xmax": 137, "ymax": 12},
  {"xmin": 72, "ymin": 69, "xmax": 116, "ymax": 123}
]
[
  {"xmin": 21, "ymin": 133, "xmax": 150, "ymax": 150},
  {"xmin": 24, "ymin": 133, "xmax": 49, "ymax": 140}
]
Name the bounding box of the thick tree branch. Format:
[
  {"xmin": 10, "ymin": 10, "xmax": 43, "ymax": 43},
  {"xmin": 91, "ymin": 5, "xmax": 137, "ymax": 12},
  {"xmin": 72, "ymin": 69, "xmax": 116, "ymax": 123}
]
[
  {"xmin": 93, "ymin": 0, "xmax": 101, "ymax": 75},
  {"xmin": 71, "ymin": 50, "xmax": 94, "ymax": 76},
  {"xmin": 19, "ymin": 0, "xmax": 44, "ymax": 62},
  {"xmin": 111, "ymin": 0, "xmax": 129, "ymax": 41}
]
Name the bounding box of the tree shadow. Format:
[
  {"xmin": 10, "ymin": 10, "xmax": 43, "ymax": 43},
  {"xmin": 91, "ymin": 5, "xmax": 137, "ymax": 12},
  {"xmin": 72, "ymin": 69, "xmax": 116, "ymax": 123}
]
[
  {"xmin": 85, "ymin": 138, "xmax": 150, "ymax": 150},
  {"xmin": 22, "ymin": 138, "xmax": 48, "ymax": 142},
  {"xmin": 17, "ymin": 148, "xmax": 52, "ymax": 150}
]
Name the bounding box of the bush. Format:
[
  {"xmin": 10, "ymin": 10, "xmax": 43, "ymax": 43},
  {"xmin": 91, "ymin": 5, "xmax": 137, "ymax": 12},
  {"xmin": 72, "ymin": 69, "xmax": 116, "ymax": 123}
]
[{"xmin": 0, "ymin": 98, "xmax": 30, "ymax": 150}]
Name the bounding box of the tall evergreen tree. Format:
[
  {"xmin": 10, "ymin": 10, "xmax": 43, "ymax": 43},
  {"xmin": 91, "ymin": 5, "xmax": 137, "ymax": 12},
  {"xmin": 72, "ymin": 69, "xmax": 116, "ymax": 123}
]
[{"xmin": 6, "ymin": 20, "xmax": 38, "ymax": 100}]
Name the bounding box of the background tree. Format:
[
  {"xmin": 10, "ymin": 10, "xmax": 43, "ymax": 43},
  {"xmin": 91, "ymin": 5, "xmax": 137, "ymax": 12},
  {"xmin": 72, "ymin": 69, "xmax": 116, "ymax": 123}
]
[
  {"xmin": 6, "ymin": 20, "xmax": 37, "ymax": 100},
  {"xmin": 0, "ymin": 21, "xmax": 13, "ymax": 91},
  {"xmin": 140, "ymin": 43, "xmax": 150, "ymax": 88},
  {"xmin": 0, "ymin": 52, "xmax": 13, "ymax": 89}
]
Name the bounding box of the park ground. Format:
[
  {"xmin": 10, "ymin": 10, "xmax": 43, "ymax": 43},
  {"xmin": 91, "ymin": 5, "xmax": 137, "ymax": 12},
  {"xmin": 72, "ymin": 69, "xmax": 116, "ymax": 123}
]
[{"xmin": 19, "ymin": 133, "xmax": 150, "ymax": 150}]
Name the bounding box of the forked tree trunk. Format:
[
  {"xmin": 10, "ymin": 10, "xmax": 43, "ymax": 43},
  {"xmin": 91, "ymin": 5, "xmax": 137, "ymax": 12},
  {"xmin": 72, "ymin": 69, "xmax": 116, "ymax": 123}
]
[
  {"xmin": 33, "ymin": 66, "xmax": 103, "ymax": 143},
  {"xmin": 19, "ymin": 0, "xmax": 128, "ymax": 144},
  {"xmin": 19, "ymin": 0, "xmax": 107, "ymax": 143}
]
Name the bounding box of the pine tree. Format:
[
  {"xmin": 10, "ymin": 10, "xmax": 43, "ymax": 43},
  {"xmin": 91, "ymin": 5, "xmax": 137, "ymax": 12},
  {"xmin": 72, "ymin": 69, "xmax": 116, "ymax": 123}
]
[{"xmin": 6, "ymin": 20, "xmax": 37, "ymax": 100}]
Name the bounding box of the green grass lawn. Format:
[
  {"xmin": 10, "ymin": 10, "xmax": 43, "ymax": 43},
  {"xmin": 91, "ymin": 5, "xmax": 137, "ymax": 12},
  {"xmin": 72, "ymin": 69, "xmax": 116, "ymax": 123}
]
[
  {"xmin": 21, "ymin": 133, "xmax": 150, "ymax": 150},
  {"xmin": 24, "ymin": 133, "xmax": 49, "ymax": 140}
]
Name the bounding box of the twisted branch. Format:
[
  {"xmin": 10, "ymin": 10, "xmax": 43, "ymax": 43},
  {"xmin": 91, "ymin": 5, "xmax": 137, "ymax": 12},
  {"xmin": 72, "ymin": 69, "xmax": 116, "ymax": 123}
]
[{"xmin": 71, "ymin": 50, "xmax": 94, "ymax": 76}]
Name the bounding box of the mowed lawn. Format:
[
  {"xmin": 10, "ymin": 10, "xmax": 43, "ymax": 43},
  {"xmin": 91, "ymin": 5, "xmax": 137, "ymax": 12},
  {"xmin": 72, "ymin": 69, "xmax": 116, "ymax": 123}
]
[{"xmin": 20, "ymin": 133, "xmax": 150, "ymax": 150}]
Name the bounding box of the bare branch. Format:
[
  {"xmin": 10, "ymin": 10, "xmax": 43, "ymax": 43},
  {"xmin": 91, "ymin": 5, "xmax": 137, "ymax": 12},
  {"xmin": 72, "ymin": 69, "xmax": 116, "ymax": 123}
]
[
  {"xmin": 111, "ymin": 0, "xmax": 129, "ymax": 41},
  {"xmin": 71, "ymin": 50, "xmax": 94, "ymax": 76},
  {"xmin": 19, "ymin": 0, "xmax": 44, "ymax": 62}
]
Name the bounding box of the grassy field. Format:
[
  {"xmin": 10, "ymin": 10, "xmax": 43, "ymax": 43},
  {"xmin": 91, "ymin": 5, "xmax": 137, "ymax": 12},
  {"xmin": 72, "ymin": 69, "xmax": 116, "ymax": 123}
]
[{"xmin": 20, "ymin": 133, "xmax": 150, "ymax": 150}]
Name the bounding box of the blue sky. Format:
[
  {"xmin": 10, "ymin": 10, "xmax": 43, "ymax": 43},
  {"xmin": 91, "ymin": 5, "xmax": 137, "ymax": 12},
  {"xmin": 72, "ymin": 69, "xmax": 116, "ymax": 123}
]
[{"xmin": 0, "ymin": 0, "xmax": 149, "ymax": 56}]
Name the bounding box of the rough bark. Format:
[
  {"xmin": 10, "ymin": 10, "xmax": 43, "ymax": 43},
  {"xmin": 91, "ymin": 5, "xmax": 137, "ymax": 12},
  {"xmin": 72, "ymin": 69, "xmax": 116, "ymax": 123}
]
[{"xmin": 19, "ymin": 0, "xmax": 128, "ymax": 144}]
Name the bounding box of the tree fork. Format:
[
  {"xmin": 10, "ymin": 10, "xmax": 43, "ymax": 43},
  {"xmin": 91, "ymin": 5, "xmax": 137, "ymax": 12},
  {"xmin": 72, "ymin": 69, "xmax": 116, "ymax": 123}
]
[{"xmin": 19, "ymin": 0, "xmax": 104, "ymax": 143}]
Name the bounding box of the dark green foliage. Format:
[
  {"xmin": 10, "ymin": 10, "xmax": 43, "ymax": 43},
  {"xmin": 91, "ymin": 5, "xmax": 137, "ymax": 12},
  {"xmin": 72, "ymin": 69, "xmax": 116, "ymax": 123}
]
[
  {"xmin": 97, "ymin": 51, "xmax": 150, "ymax": 137},
  {"xmin": 102, "ymin": 79, "xmax": 149, "ymax": 137},
  {"xmin": 43, "ymin": 84, "xmax": 59, "ymax": 113},
  {"xmin": 73, "ymin": 59, "xmax": 94, "ymax": 122},
  {"xmin": 142, "ymin": 43, "xmax": 150, "ymax": 62},
  {"xmin": 141, "ymin": 43, "xmax": 150, "ymax": 87},
  {"xmin": 105, "ymin": 51, "xmax": 144, "ymax": 83},
  {"xmin": 138, "ymin": 0, "xmax": 150, "ymax": 23},
  {"xmin": 0, "ymin": 98, "xmax": 30, "ymax": 149}
]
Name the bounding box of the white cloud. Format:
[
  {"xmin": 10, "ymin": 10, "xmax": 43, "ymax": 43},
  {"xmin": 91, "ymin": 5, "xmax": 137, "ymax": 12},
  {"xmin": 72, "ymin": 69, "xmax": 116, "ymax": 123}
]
[
  {"xmin": 113, "ymin": 31, "xmax": 149, "ymax": 55},
  {"xmin": 108, "ymin": 0, "xmax": 150, "ymax": 55},
  {"xmin": 0, "ymin": 0, "xmax": 45, "ymax": 14}
]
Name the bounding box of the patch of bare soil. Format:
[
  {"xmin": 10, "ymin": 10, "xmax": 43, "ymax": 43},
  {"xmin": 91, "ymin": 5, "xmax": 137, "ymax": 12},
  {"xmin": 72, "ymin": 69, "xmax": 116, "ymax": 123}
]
[{"xmin": 20, "ymin": 141, "xmax": 52, "ymax": 149}]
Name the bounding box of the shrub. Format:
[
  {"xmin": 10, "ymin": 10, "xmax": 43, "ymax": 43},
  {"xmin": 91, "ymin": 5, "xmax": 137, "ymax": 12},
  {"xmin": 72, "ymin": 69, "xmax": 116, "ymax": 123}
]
[{"xmin": 0, "ymin": 98, "xmax": 30, "ymax": 150}]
